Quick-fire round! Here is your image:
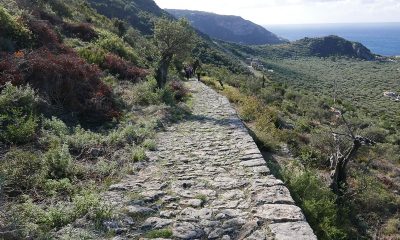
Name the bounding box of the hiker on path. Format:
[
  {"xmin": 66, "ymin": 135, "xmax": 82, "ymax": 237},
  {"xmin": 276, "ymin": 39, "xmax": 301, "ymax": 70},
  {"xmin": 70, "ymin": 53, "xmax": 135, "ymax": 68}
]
[{"xmin": 184, "ymin": 66, "xmax": 190, "ymax": 80}]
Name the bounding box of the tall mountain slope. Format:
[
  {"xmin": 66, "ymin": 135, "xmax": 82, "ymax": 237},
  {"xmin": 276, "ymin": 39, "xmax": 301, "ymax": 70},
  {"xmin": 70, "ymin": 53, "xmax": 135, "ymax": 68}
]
[
  {"xmin": 166, "ymin": 9, "xmax": 287, "ymax": 45},
  {"xmin": 86, "ymin": 1, "xmax": 248, "ymax": 73},
  {"xmin": 87, "ymin": 0, "xmax": 170, "ymax": 34}
]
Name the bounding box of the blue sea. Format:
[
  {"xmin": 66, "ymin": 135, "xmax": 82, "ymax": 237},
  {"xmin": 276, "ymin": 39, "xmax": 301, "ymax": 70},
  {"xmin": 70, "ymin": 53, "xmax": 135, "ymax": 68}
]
[{"xmin": 265, "ymin": 22, "xmax": 400, "ymax": 56}]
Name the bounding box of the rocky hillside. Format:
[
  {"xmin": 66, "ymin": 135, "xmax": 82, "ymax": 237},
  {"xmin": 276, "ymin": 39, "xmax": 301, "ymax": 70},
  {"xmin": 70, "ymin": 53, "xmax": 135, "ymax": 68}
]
[
  {"xmin": 219, "ymin": 35, "xmax": 377, "ymax": 60},
  {"xmin": 293, "ymin": 35, "xmax": 376, "ymax": 60},
  {"xmin": 166, "ymin": 9, "xmax": 287, "ymax": 45}
]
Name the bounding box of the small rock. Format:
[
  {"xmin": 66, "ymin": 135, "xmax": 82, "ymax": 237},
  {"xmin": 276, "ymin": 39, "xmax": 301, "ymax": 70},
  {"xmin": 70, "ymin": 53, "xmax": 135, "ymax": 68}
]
[
  {"xmin": 208, "ymin": 228, "xmax": 224, "ymax": 239},
  {"xmin": 108, "ymin": 184, "xmax": 128, "ymax": 191},
  {"xmin": 126, "ymin": 205, "xmax": 155, "ymax": 217},
  {"xmin": 246, "ymin": 230, "xmax": 267, "ymax": 240},
  {"xmin": 142, "ymin": 217, "xmax": 173, "ymax": 230},
  {"xmin": 179, "ymin": 199, "xmax": 203, "ymax": 208},
  {"xmin": 221, "ymin": 235, "xmax": 231, "ymax": 240},
  {"xmin": 172, "ymin": 222, "xmax": 204, "ymax": 239}
]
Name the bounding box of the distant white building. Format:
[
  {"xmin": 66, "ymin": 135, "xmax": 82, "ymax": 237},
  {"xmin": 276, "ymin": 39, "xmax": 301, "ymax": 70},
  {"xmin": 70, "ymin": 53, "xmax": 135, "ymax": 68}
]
[{"xmin": 384, "ymin": 91, "xmax": 400, "ymax": 101}]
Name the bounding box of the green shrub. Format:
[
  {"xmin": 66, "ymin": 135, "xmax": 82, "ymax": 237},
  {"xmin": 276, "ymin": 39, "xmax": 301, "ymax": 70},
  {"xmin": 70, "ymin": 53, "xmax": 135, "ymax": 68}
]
[
  {"xmin": 45, "ymin": 144, "xmax": 73, "ymax": 179},
  {"xmin": 0, "ymin": 6, "xmax": 31, "ymax": 51},
  {"xmin": 42, "ymin": 117, "xmax": 69, "ymax": 137},
  {"xmin": 384, "ymin": 218, "xmax": 400, "ymax": 235},
  {"xmin": 67, "ymin": 126, "xmax": 103, "ymax": 152},
  {"xmin": 142, "ymin": 139, "xmax": 157, "ymax": 151},
  {"xmin": 44, "ymin": 178, "xmax": 73, "ymax": 196},
  {"xmin": 0, "ymin": 149, "xmax": 46, "ymax": 192},
  {"xmin": 145, "ymin": 229, "xmax": 173, "ymax": 238},
  {"xmin": 0, "ymin": 83, "xmax": 39, "ymax": 144},
  {"xmin": 97, "ymin": 32, "xmax": 139, "ymax": 63},
  {"xmin": 284, "ymin": 170, "xmax": 348, "ymax": 240},
  {"xmin": 128, "ymin": 78, "xmax": 162, "ymax": 106},
  {"xmin": 77, "ymin": 46, "xmax": 106, "ymax": 65},
  {"xmin": 93, "ymin": 159, "xmax": 117, "ymax": 178},
  {"xmin": 131, "ymin": 146, "xmax": 147, "ymax": 162},
  {"xmin": 239, "ymin": 96, "xmax": 261, "ymax": 122},
  {"xmin": 73, "ymin": 191, "xmax": 111, "ymax": 225},
  {"xmin": 11, "ymin": 198, "xmax": 75, "ymax": 238}
]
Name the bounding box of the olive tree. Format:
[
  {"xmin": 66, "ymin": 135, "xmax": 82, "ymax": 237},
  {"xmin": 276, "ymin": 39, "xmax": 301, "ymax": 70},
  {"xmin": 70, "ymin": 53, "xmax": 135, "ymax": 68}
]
[{"xmin": 154, "ymin": 18, "xmax": 196, "ymax": 88}]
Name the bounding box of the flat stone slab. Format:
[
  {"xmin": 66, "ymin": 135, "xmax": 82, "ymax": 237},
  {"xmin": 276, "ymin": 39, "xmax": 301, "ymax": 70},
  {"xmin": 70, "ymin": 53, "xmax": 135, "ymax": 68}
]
[
  {"xmin": 253, "ymin": 185, "xmax": 295, "ymax": 205},
  {"xmin": 254, "ymin": 204, "xmax": 305, "ymax": 222},
  {"xmin": 269, "ymin": 222, "xmax": 317, "ymax": 240}
]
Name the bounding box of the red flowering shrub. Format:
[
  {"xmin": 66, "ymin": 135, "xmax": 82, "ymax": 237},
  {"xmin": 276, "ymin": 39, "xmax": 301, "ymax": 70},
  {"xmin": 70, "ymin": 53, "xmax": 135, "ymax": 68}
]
[
  {"xmin": 101, "ymin": 53, "xmax": 148, "ymax": 82},
  {"xmin": 169, "ymin": 80, "xmax": 189, "ymax": 101},
  {"xmin": 27, "ymin": 19, "xmax": 62, "ymax": 50},
  {"xmin": 1, "ymin": 49, "xmax": 120, "ymax": 124},
  {"xmin": 62, "ymin": 22, "xmax": 98, "ymax": 42},
  {"xmin": 0, "ymin": 56, "xmax": 23, "ymax": 86}
]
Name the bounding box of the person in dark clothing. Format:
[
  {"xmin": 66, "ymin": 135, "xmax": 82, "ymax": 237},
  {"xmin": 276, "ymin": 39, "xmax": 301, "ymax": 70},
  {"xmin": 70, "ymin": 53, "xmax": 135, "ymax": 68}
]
[
  {"xmin": 184, "ymin": 66, "xmax": 190, "ymax": 80},
  {"xmin": 197, "ymin": 72, "xmax": 201, "ymax": 81}
]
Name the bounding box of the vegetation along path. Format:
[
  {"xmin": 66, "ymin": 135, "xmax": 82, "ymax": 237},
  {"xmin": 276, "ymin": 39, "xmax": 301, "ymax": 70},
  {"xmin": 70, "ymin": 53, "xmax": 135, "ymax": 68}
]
[{"xmin": 99, "ymin": 80, "xmax": 316, "ymax": 239}]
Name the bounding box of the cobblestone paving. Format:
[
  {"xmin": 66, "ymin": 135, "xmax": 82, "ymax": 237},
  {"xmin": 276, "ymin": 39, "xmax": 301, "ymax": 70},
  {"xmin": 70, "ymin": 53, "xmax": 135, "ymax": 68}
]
[{"xmin": 104, "ymin": 80, "xmax": 317, "ymax": 240}]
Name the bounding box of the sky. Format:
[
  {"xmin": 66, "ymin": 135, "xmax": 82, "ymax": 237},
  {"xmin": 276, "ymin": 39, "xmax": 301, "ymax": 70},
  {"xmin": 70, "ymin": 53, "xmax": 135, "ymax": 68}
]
[{"xmin": 154, "ymin": 0, "xmax": 400, "ymax": 25}]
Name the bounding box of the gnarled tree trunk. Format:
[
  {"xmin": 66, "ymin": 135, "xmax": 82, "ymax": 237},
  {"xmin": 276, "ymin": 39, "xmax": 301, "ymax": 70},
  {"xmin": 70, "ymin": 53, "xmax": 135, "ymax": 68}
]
[{"xmin": 155, "ymin": 56, "xmax": 172, "ymax": 88}]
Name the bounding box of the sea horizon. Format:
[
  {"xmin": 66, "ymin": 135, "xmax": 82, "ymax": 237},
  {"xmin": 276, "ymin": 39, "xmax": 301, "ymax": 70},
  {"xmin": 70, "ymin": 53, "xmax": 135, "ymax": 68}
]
[{"xmin": 264, "ymin": 22, "xmax": 400, "ymax": 56}]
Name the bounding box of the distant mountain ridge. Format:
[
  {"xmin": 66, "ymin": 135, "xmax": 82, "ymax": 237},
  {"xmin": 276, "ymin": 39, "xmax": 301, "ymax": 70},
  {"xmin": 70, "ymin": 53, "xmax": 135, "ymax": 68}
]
[{"xmin": 166, "ymin": 9, "xmax": 287, "ymax": 45}]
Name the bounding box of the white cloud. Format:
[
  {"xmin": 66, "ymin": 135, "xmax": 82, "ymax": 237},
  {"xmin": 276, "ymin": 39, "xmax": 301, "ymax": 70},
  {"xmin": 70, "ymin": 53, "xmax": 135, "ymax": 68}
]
[{"xmin": 155, "ymin": 0, "xmax": 400, "ymax": 24}]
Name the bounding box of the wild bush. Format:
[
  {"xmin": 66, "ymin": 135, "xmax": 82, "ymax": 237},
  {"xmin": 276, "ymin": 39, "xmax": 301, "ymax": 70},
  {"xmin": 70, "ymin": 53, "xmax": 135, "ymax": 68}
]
[
  {"xmin": 284, "ymin": 170, "xmax": 348, "ymax": 239},
  {"xmin": 131, "ymin": 146, "xmax": 147, "ymax": 162},
  {"xmin": 0, "ymin": 83, "xmax": 39, "ymax": 144},
  {"xmin": 19, "ymin": 49, "xmax": 120, "ymax": 124},
  {"xmin": 97, "ymin": 33, "xmax": 139, "ymax": 63},
  {"xmin": 27, "ymin": 19, "xmax": 62, "ymax": 50},
  {"xmin": 169, "ymin": 80, "xmax": 189, "ymax": 101},
  {"xmin": 62, "ymin": 22, "xmax": 98, "ymax": 42},
  {"xmin": 77, "ymin": 46, "xmax": 106, "ymax": 65},
  {"xmin": 101, "ymin": 53, "xmax": 147, "ymax": 82},
  {"xmin": 0, "ymin": 6, "xmax": 32, "ymax": 51},
  {"xmin": 126, "ymin": 78, "xmax": 162, "ymax": 106},
  {"xmin": 0, "ymin": 149, "xmax": 47, "ymax": 193},
  {"xmin": 0, "ymin": 55, "xmax": 23, "ymax": 85},
  {"xmin": 45, "ymin": 143, "xmax": 73, "ymax": 179}
]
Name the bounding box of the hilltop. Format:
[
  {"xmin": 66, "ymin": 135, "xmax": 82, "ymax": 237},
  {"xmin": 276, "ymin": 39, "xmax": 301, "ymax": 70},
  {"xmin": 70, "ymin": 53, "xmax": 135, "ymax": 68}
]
[
  {"xmin": 220, "ymin": 35, "xmax": 377, "ymax": 60},
  {"xmin": 166, "ymin": 9, "xmax": 287, "ymax": 45}
]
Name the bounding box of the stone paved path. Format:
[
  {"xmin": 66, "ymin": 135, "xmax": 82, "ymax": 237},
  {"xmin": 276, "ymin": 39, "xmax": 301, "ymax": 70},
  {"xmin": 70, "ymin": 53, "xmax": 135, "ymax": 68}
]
[{"xmin": 104, "ymin": 80, "xmax": 317, "ymax": 240}]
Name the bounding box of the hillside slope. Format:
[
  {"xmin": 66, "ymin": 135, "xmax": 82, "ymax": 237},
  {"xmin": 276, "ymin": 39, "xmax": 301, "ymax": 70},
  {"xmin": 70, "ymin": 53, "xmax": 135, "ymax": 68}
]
[
  {"xmin": 219, "ymin": 35, "xmax": 376, "ymax": 60},
  {"xmin": 166, "ymin": 9, "xmax": 287, "ymax": 45}
]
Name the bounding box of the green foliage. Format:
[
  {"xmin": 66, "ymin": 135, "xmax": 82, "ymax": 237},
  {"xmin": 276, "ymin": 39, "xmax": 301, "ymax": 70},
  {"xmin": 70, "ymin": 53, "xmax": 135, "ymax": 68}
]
[
  {"xmin": 77, "ymin": 46, "xmax": 107, "ymax": 64},
  {"xmin": 0, "ymin": 149, "xmax": 47, "ymax": 192},
  {"xmin": 0, "ymin": 5, "xmax": 32, "ymax": 51},
  {"xmin": 384, "ymin": 218, "xmax": 400, "ymax": 235},
  {"xmin": 284, "ymin": 170, "xmax": 348, "ymax": 240},
  {"xmin": 0, "ymin": 83, "xmax": 39, "ymax": 144},
  {"xmin": 154, "ymin": 18, "xmax": 197, "ymax": 86},
  {"xmin": 145, "ymin": 229, "xmax": 173, "ymax": 238},
  {"xmin": 141, "ymin": 139, "xmax": 157, "ymax": 151},
  {"xmin": 67, "ymin": 126, "xmax": 103, "ymax": 152},
  {"xmin": 44, "ymin": 178, "xmax": 74, "ymax": 196},
  {"xmin": 10, "ymin": 191, "xmax": 110, "ymax": 238},
  {"xmin": 45, "ymin": 143, "xmax": 73, "ymax": 179},
  {"xmin": 131, "ymin": 146, "xmax": 147, "ymax": 162},
  {"xmin": 97, "ymin": 31, "xmax": 139, "ymax": 63},
  {"xmin": 72, "ymin": 191, "xmax": 111, "ymax": 225}
]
